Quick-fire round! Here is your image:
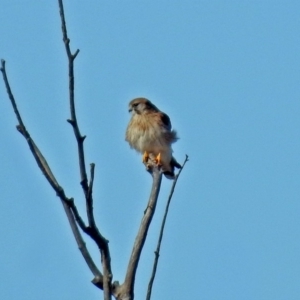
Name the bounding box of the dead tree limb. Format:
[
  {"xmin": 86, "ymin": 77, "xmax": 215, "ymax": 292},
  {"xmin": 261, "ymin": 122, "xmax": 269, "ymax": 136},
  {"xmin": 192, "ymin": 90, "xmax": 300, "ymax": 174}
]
[
  {"xmin": 58, "ymin": 1, "xmax": 112, "ymax": 298},
  {"xmin": 125, "ymin": 166, "xmax": 162, "ymax": 290},
  {"xmin": 146, "ymin": 155, "xmax": 189, "ymax": 300},
  {"xmin": 0, "ymin": 59, "xmax": 103, "ymax": 285},
  {"xmin": 112, "ymin": 164, "xmax": 162, "ymax": 300}
]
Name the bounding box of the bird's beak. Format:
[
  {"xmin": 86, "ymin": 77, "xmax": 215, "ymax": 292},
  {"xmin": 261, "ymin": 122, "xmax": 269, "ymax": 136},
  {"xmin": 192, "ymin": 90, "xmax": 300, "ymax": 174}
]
[{"xmin": 128, "ymin": 108, "xmax": 132, "ymax": 112}]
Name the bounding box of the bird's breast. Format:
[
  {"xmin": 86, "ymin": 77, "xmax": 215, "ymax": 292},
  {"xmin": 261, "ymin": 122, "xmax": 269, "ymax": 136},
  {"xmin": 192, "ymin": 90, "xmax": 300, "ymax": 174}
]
[{"xmin": 126, "ymin": 115, "xmax": 168, "ymax": 154}]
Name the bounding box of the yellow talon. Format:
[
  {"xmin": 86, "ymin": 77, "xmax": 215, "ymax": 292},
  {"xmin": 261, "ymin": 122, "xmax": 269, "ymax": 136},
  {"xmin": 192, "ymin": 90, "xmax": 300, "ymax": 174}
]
[
  {"xmin": 142, "ymin": 151, "xmax": 149, "ymax": 163},
  {"xmin": 155, "ymin": 153, "xmax": 162, "ymax": 166}
]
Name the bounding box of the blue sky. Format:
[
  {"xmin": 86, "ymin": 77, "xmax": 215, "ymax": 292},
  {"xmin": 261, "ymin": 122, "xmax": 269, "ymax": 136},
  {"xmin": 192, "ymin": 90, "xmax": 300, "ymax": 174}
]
[{"xmin": 1, "ymin": 1, "xmax": 299, "ymax": 299}]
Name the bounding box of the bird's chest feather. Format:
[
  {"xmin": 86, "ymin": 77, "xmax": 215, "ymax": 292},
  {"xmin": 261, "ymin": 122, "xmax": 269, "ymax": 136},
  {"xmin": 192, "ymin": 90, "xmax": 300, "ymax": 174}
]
[{"xmin": 126, "ymin": 114, "xmax": 166, "ymax": 152}]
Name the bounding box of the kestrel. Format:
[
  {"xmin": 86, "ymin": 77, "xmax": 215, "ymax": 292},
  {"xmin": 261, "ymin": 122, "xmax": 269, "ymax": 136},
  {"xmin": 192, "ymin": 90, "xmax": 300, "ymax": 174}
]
[{"xmin": 125, "ymin": 97, "xmax": 181, "ymax": 179}]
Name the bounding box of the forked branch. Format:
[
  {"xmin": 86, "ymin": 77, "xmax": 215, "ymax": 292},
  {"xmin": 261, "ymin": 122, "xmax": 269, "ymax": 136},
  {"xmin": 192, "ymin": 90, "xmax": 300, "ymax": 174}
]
[
  {"xmin": 112, "ymin": 163, "xmax": 163, "ymax": 300},
  {"xmin": 146, "ymin": 155, "xmax": 189, "ymax": 300},
  {"xmin": 126, "ymin": 167, "xmax": 162, "ymax": 285}
]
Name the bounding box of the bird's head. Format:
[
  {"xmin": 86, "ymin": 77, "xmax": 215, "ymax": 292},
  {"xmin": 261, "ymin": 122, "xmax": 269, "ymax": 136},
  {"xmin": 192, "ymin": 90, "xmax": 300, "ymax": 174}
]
[{"xmin": 128, "ymin": 98, "xmax": 159, "ymax": 115}]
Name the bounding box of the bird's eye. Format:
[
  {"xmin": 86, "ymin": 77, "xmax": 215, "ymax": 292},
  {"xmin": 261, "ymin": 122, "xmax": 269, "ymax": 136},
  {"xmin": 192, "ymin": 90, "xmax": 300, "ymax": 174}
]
[{"xmin": 132, "ymin": 103, "xmax": 138, "ymax": 107}]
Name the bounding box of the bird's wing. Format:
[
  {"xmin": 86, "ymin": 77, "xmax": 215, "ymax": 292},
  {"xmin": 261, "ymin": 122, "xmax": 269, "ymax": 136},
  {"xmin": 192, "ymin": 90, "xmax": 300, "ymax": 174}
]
[{"xmin": 159, "ymin": 112, "xmax": 172, "ymax": 131}]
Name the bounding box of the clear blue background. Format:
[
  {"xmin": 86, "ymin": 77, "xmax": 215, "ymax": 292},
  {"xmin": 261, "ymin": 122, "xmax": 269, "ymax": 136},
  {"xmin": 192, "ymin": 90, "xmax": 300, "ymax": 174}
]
[{"xmin": 1, "ymin": 1, "xmax": 299, "ymax": 299}]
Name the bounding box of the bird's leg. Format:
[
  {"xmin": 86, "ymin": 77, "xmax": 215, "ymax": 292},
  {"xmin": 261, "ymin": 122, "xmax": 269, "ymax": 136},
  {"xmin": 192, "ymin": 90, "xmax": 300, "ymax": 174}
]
[
  {"xmin": 155, "ymin": 153, "xmax": 162, "ymax": 166},
  {"xmin": 142, "ymin": 151, "xmax": 149, "ymax": 163}
]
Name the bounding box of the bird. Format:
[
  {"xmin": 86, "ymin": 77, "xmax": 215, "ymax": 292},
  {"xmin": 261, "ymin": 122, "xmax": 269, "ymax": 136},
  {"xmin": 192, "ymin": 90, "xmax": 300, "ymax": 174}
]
[{"xmin": 125, "ymin": 97, "xmax": 181, "ymax": 179}]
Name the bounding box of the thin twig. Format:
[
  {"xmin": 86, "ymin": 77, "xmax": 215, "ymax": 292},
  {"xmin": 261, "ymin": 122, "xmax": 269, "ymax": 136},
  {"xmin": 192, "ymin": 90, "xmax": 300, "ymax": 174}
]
[
  {"xmin": 0, "ymin": 61, "xmax": 25, "ymax": 128},
  {"xmin": 146, "ymin": 155, "xmax": 189, "ymax": 300},
  {"xmin": 0, "ymin": 59, "xmax": 103, "ymax": 285},
  {"xmin": 58, "ymin": 0, "xmax": 88, "ymax": 192}
]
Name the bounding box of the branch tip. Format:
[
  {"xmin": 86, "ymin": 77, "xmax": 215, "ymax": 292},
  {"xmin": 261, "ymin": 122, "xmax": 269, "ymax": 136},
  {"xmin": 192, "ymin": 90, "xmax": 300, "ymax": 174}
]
[
  {"xmin": 67, "ymin": 197, "xmax": 74, "ymax": 203},
  {"xmin": 0, "ymin": 63, "xmax": 5, "ymax": 72},
  {"xmin": 73, "ymin": 49, "xmax": 80, "ymax": 59},
  {"xmin": 16, "ymin": 125, "xmax": 24, "ymax": 134},
  {"xmin": 67, "ymin": 119, "xmax": 74, "ymax": 125},
  {"xmin": 92, "ymin": 276, "xmax": 104, "ymax": 289}
]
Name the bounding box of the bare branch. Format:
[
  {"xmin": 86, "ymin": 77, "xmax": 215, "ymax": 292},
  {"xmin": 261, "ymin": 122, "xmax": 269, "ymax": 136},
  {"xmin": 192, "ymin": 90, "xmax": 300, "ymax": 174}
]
[
  {"xmin": 102, "ymin": 249, "xmax": 113, "ymax": 299},
  {"xmin": 1, "ymin": 60, "xmax": 59, "ymax": 193},
  {"xmin": 87, "ymin": 163, "xmax": 96, "ymax": 227},
  {"xmin": 0, "ymin": 59, "xmax": 103, "ymax": 285},
  {"xmin": 58, "ymin": 0, "xmax": 88, "ymax": 192},
  {"xmin": 62, "ymin": 200, "xmax": 103, "ymax": 286},
  {"xmin": 114, "ymin": 163, "xmax": 162, "ymax": 299},
  {"xmin": 0, "ymin": 60, "xmax": 25, "ymax": 128},
  {"xmin": 146, "ymin": 155, "xmax": 189, "ymax": 300},
  {"xmin": 57, "ymin": 1, "xmax": 113, "ymax": 298}
]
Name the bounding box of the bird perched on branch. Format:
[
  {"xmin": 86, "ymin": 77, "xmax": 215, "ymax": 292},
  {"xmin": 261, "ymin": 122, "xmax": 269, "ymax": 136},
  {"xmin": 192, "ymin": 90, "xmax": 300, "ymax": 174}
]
[{"xmin": 125, "ymin": 97, "xmax": 181, "ymax": 179}]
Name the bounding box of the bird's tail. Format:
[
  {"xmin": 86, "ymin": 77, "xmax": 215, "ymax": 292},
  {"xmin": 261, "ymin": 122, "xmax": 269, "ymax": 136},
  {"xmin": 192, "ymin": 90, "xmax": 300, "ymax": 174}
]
[{"xmin": 163, "ymin": 157, "xmax": 182, "ymax": 179}]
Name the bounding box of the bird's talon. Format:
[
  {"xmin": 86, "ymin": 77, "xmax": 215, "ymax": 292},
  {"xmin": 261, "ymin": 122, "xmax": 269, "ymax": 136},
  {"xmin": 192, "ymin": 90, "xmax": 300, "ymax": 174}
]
[
  {"xmin": 155, "ymin": 153, "xmax": 162, "ymax": 166},
  {"xmin": 142, "ymin": 151, "xmax": 149, "ymax": 163}
]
